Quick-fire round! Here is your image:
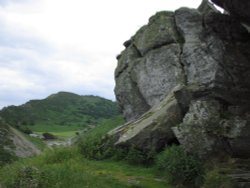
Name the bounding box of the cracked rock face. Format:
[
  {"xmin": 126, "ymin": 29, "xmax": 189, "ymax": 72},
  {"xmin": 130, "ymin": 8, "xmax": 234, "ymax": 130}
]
[{"xmin": 112, "ymin": 0, "xmax": 250, "ymax": 158}]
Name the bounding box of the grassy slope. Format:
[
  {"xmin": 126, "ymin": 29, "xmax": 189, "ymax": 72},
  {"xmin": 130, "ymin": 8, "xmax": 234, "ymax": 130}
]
[
  {"xmin": 0, "ymin": 91, "xmax": 120, "ymax": 129},
  {"xmin": 0, "ymin": 116, "xmax": 172, "ymax": 188}
]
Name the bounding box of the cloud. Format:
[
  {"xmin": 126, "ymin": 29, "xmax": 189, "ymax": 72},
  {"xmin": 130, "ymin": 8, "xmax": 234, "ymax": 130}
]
[
  {"xmin": 0, "ymin": 0, "xmax": 33, "ymax": 7},
  {"xmin": 0, "ymin": 0, "xmax": 202, "ymax": 109}
]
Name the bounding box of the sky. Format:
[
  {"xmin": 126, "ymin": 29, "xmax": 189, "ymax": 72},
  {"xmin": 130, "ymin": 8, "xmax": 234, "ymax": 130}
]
[{"xmin": 0, "ymin": 0, "xmax": 203, "ymax": 109}]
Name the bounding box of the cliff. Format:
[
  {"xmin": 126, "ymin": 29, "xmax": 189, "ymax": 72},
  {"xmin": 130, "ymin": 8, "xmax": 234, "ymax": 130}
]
[{"xmin": 110, "ymin": 0, "xmax": 250, "ymax": 159}]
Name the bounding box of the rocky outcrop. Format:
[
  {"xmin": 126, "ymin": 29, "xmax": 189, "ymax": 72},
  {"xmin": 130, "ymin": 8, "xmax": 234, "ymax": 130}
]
[
  {"xmin": 112, "ymin": 0, "xmax": 250, "ymax": 158},
  {"xmin": 211, "ymin": 0, "xmax": 250, "ymax": 27},
  {"xmin": 9, "ymin": 127, "xmax": 41, "ymax": 157},
  {"xmin": 0, "ymin": 119, "xmax": 40, "ymax": 159},
  {"xmin": 110, "ymin": 85, "xmax": 183, "ymax": 152}
]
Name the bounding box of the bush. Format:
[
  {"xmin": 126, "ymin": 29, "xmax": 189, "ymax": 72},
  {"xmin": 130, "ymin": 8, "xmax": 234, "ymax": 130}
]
[
  {"xmin": 22, "ymin": 127, "xmax": 33, "ymax": 134},
  {"xmin": 42, "ymin": 132, "xmax": 57, "ymax": 140},
  {"xmin": 78, "ymin": 116, "xmax": 125, "ymax": 160},
  {"xmin": 156, "ymin": 145, "xmax": 204, "ymax": 187},
  {"xmin": 79, "ymin": 136, "xmax": 103, "ymax": 160},
  {"xmin": 12, "ymin": 166, "xmax": 49, "ymax": 188},
  {"xmin": 125, "ymin": 146, "xmax": 148, "ymax": 165},
  {"xmin": 0, "ymin": 146, "xmax": 17, "ymax": 166},
  {"xmin": 203, "ymin": 169, "xmax": 234, "ymax": 188}
]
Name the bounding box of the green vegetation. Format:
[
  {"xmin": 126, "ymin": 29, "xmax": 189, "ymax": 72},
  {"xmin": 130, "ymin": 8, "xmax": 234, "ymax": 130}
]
[
  {"xmin": 78, "ymin": 116, "xmax": 156, "ymax": 165},
  {"xmin": 0, "ymin": 92, "xmax": 120, "ymax": 131},
  {"xmin": 28, "ymin": 124, "xmax": 84, "ymax": 139},
  {"xmin": 155, "ymin": 145, "xmax": 204, "ymax": 187},
  {"xmin": 0, "ymin": 147, "xmax": 172, "ymax": 188},
  {"xmin": 0, "ymin": 116, "xmax": 171, "ymax": 188},
  {"xmin": 26, "ymin": 124, "xmax": 83, "ymax": 133},
  {"xmin": 203, "ymin": 169, "xmax": 234, "ymax": 188},
  {"xmin": 0, "ymin": 112, "xmax": 232, "ymax": 188},
  {"xmin": 0, "ymin": 119, "xmax": 17, "ymax": 166},
  {"xmin": 0, "ymin": 146, "xmax": 17, "ymax": 167},
  {"xmin": 78, "ymin": 116, "xmax": 125, "ymax": 160},
  {"xmin": 1, "ymin": 105, "xmax": 219, "ymax": 188},
  {"xmin": 0, "ymin": 120, "xmax": 172, "ymax": 188},
  {"xmin": 25, "ymin": 136, "xmax": 47, "ymax": 151}
]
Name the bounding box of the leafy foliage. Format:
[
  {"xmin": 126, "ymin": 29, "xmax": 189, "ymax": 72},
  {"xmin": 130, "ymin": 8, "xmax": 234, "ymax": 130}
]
[
  {"xmin": 78, "ymin": 116, "xmax": 125, "ymax": 160},
  {"xmin": 156, "ymin": 145, "xmax": 204, "ymax": 187},
  {"xmin": 203, "ymin": 169, "xmax": 235, "ymax": 188},
  {"xmin": 0, "ymin": 92, "xmax": 120, "ymax": 130}
]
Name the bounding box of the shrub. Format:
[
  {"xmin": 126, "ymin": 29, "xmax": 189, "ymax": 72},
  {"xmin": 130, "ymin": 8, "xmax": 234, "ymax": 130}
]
[
  {"xmin": 22, "ymin": 127, "xmax": 33, "ymax": 134},
  {"xmin": 0, "ymin": 146, "xmax": 17, "ymax": 166},
  {"xmin": 42, "ymin": 132, "xmax": 57, "ymax": 140},
  {"xmin": 79, "ymin": 136, "xmax": 104, "ymax": 160},
  {"xmin": 125, "ymin": 146, "xmax": 147, "ymax": 165},
  {"xmin": 12, "ymin": 166, "xmax": 49, "ymax": 188},
  {"xmin": 78, "ymin": 116, "xmax": 125, "ymax": 160},
  {"xmin": 156, "ymin": 145, "xmax": 204, "ymax": 187},
  {"xmin": 203, "ymin": 169, "xmax": 235, "ymax": 188}
]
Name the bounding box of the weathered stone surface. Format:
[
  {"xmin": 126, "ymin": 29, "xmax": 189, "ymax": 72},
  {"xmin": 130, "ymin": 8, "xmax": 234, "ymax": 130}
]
[
  {"xmin": 0, "ymin": 119, "xmax": 40, "ymax": 159},
  {"xmin": 173, "ymin": 100, "xmax": 250, "ymax": 158},
  {"xmin": 131, "ymin": 44, "xmax": 184, "ymax": 107},
  {"xmin": 114, "ymin": 45, "xmax": 150, "ymax": 121},
  {"xmin": 109, "ymin": 86, "xmax": 183, "ymax": 152},
  {"xmin": 114, "ymin": 11, "xmax": 186, "ymax": 121},
  {"xmin": 112, "ymin": 0, "xmax": 250, "ymax": 158},
  {"xmin": 211, "ymin": 0, "xmax": 250, "ymax": 26},
  {"xmin": 172, "ymin": 99, "xmax": 223, "ymax": 157},
  {"xmin": 198, "ymin": 0, "xmax": 220, "ymax": 15},
  {"xmin": 221, "ymin": 114, "xmax": 250, "ymax": 158},
  {"xmin": 132, "ymin": 11, "xmax": 182, "ymax": 56}
]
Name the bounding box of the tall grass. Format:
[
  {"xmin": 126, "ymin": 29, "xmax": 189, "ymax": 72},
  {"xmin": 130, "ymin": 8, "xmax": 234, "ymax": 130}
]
[
  {"xmin": 0, "ymin": 146, "xmax": 171, "ymax": 188},
  {"xmin": 0, "ymin": 116, "xmax": 173, "ymax": 188}
]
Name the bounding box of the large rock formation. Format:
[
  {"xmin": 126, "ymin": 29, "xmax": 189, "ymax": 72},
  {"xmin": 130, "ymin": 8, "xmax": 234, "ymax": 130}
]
[{"xmin": 112, "ymin": 0, "xmax": 250, "ymax": 158}]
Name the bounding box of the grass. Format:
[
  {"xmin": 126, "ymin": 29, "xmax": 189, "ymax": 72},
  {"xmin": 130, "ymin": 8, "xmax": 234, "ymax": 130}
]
[
  {"xmin": 50, "ymin": 131, "xmax": 79, "ymax": 138},
  {"xmin": 0, "ymin": 116, "xmax": 172, "ymax": 187},
  {"xmin": 27, "ymin": 124, "xmax": 83, "ymax": 133},
  {"xmin": 0, "ymin": 147, "xmax": 172, "ymax": 188},
  {"xmin": 25, "ymin": 135, "xmax": 47, "ymax": 151},
  {"xmin": 0, "ymin": 116, "xmax": 175, "ymax": 187},
  {"xmin": 27, "ymin": 123, "xmax": 90, "ymax": 140},
  {"xmin": 27, "ymin": 116, "xmax": 124, "ymax": 140}
]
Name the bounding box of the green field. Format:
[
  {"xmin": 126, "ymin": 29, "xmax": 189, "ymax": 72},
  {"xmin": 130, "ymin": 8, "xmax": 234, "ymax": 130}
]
[
  {"xmin": 27, "ymin": 124, "xmax": 83, "ymax": 133},
  {"xmin": 27, "ymin": 123, "xmax": 89, "ymax": 140}
]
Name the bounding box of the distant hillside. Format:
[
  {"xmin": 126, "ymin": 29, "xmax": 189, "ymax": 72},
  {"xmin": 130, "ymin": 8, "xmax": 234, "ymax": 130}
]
[{"xmin": 0, "ymin": 92, "xmax": 120, "ymax": 128}]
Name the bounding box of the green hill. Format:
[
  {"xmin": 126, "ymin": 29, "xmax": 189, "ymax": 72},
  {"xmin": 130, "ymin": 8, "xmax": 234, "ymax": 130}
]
[{"xmin": 0, "ymin": 92, "xmax": 120, "ymax": 131}]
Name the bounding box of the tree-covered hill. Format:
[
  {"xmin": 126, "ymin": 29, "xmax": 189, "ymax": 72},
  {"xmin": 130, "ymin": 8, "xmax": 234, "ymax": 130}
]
[{"xmin": 0, "ymin": 92, "xmax": 120, "ymax": 128}]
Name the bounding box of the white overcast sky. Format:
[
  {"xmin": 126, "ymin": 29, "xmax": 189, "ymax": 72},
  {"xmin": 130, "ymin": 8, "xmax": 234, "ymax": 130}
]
[{"xmin": 0, "ymin": 0, "xmax": 203, "ymax": 109}]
